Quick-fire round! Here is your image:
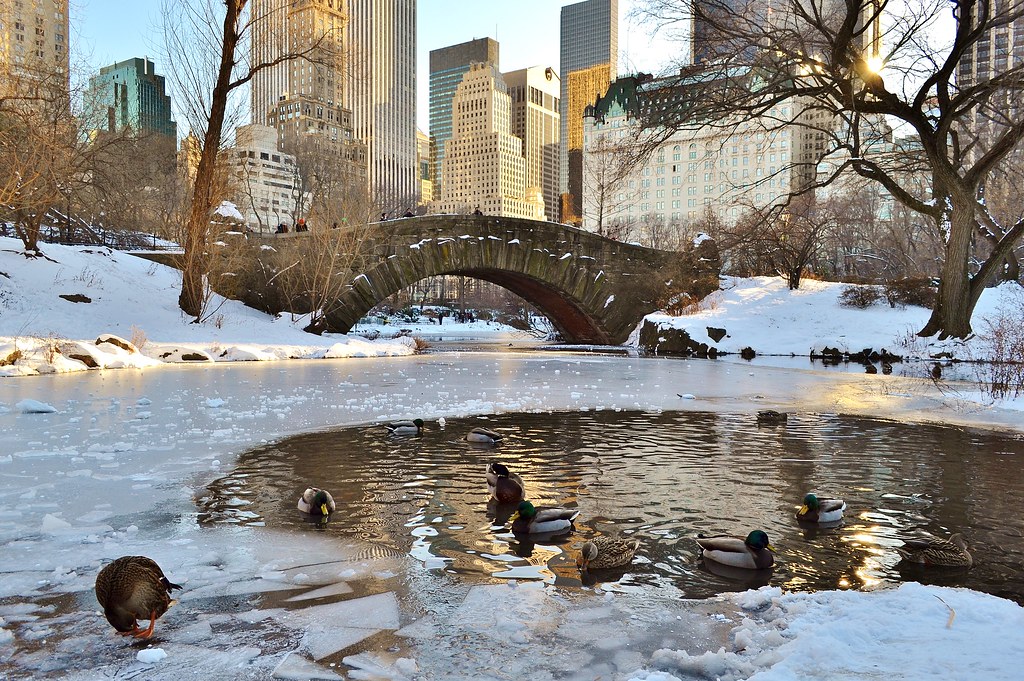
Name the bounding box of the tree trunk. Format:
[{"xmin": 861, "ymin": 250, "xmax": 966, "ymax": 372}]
[
  {"xmin": 919, "ymin": 204, "xmax": 975, "ymax": 339},
  {"xmin": 1000, "ymin": 251, "xmax": 1020, "ymax": 282},
  {"xmin": 178, "ymin": 1, "xmax": 244, "ymax": 318}
]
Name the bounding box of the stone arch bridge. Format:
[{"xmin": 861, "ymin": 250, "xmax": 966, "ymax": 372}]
[{"xmin": 308, "ymin": 215, "xmax": 719, "ymax": 345}]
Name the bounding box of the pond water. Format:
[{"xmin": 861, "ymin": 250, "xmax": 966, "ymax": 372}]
[{"xmin": 198, "ymin": 410, "xmax": 1024, "ymax": 603}]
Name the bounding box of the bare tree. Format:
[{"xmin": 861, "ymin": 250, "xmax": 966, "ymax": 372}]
[
  {"xmin": 162, "ymin": 0, "xmax": 340, "ymax": 318},
  {"xmin": 582, "ymin": 130, "xmax": 645, "ymax": 237},
  {"xmin": 721, "ymin": 195, "xmax": 837, "ymax": 288},
  {"xmin": 0, "ymin": 73, "xmax": 77, "ymax": 252},
  {"xmin": 638, "ymin": 0, "xmax": 1024, "ymax": 338},
  {"xmin": 79, "ymin": 132, "xmax": 182, "ymax": 239}
]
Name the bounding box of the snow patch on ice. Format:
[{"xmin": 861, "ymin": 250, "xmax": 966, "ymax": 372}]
[
  {"xmin": 16, "ymin": 399, "xmax": 57, "ymax": 413},
  {"xmin": 137, "ymin": 647, "xmax": 168, "ymax": 664}
]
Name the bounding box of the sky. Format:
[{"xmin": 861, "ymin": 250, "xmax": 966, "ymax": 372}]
[{"xmin": 72, "ymin": 0, "xmax": 682, "ymax": 134}]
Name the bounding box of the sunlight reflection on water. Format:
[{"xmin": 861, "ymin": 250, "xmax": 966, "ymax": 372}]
[{"xmin": 198, "ymin": 410, "xmax": 1024, "ymax": 603}]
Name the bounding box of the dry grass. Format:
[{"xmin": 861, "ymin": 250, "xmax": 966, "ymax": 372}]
[
  {"xmin": 973, "ymin": 293, "xmax": 1024, "ymax": 400},
  {"xmin": 412, "ymin": 336, "xmax": 430, "ymax": 353},
  {"xmin": 666, "ymin": 290, "xmax": 721, "ymax": 316},
  {"xmin": 130, "ymin": 325, "xmax": 148, "ymax": 351},
  {"xmin": 0, "ymin": 347, "xmax": 22, "ymax": 366}
]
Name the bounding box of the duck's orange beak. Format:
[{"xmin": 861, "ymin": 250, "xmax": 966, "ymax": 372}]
[
  {"xmin": 798, "ymin": 505, "xmax": 809, "ymax": 515},
  {"xmin": 508, "ymin": 512, "xmax": 520, "ymax": 523},
  {"xmin": 766, "ymin": 544, "xmax": 776, "ymax": 552},
  {"xmin": 321, "ymin": 503, "xmax": 329, "ymax": 515}
]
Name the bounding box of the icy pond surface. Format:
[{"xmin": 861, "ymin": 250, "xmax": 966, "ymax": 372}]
[
  {"xmin": 2, "ymin": 351, "xmax": 1024, "ymax": 679},
  {"xmin": 200, "ymin": 410, "xmax": 1024, "ymax": 603}
]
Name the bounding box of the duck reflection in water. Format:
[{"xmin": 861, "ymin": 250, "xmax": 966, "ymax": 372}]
[
  {"xmin": 699, "ymin": 557, "xmax": 774, "ymax": 588},
  {"xmin": 508, "ymin": 529, "xmax": 576, "ymax": 559},
  {"xmin": 487, "ymin": 498, "xmax": 519, "ymax": 526}
]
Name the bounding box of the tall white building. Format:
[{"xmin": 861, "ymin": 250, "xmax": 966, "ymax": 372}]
[
  {"xmin": 0, "ymin": 0, "xmax": 70, "ymax": 95},
  {"xmin": 582, "ymin": 73, "xmax": 820, "ymax": 235},
  {"xmin": 230, "ymin": 124, "xmax": 302, "ymax": 233},
  {"xmin": 429, "ymin": 38, "xmax": 500, "ymax": 200},
  {"xmin": 433, "ymin": 63, "xmax": 545, "ymax": 220},
  {"xmin": 504, "ymin": 66, "xmax": 561, "ymax": 223},
  {"xmin": 345, "ymin": 0, "xmax": 418, "ymax": 216},
  {"xmin": 250, "ymin": 0, "xmax": 292, "ymax": 127}
]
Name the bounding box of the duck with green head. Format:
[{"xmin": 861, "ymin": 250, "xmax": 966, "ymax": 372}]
[
  {"xmin": 298, "ymin": 487, "xmax": 336, "ymax": 517},
  {"xmin": 796, "ymin": 493, "xmax": 846, "ymax": 523},
  {"xmin": 386, "ymin": 418, "xmax": 424, "ymax": 436},
  {"xmin": 467, "ymin": 427, "xmax": 503, "ymax": 445},
  {"xmin": 508, "ymin": 500, "xmax": 578, "ymax": 535},
  {"xmin": 697, "ymin": 530, "xmax": 775, "ymax": 569}
]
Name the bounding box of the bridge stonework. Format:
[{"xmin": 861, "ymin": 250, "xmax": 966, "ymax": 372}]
[{"xmin": 327, "ymin": 215, "xmax": 719, "ymax": 345}]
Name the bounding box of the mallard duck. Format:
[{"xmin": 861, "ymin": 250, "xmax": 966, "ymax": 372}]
[
  {"xmin": 697, "ymin": 530, "xmax": 775, "ymax": 570},
  {"xmin": 485, "ymin": 462, "xmax": 524, "ymax": 503},
  {"xmin": 297, "ymin": 487, "xmax": 335, "ymax": 516},
  {"xmin": 508, "ymin": 500, "xmax": 578, "ymax": 535},
  {"xmin": 757, "ymin": 410, "xmax": 788, "ymax": 424},
  {"xmin": 896, "ymin": 533, "xmax": 972, "ymax": 567},
  {"xmin": 467, "ymin": 427, "xmax": 503, "ymax": 444},
  {"xmin": 576, "ymin": 537, "xmax": 641, "ymax": 572},
  {"xmin": 95, "ymin": 556, "xmax": 181, "ymax": 638},
  {"xmin": 796, "ymin": 493, "xmax": 846, "ymax": 523},
  {"xmin": 386, "ymin": 418, "xmax": 424, "ymax": 436}
]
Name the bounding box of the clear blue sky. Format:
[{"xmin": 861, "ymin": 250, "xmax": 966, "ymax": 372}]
[{"xmin": 73, "ymin": 0, "xmax": 681, "ymax": 135}]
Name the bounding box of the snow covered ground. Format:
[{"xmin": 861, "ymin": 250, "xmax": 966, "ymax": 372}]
[
  {"xmin": 640, "ymin": 275, "xmax": 1023, "ymax": 361},
  {"xmin": 0, "ymin": 237, "xmax": 428, "ymax": 377},
  {"xmin": 3, "ymin": 237, "xmax": 1024, "ymax": 678}
]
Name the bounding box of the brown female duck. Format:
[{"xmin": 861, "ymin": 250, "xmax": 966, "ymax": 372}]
[{"xmin": 95, "ymin": 556, "xmax": 181, "ymax": 638}]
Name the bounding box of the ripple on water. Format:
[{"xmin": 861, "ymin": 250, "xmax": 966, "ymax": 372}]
[{"xmin": 197, "ymin": 410, "xmax": 1024, "ymax": 603}]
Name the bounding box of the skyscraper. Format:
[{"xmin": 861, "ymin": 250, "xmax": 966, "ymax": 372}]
[
  {"xmin": 250, "ymin": 0, "xmax": 292, "ymax": 127},
  {"xmin": 504, "ymin": 65, "xmax": 561, "ymax": 221},
  {"xmin": 690, "ymin": 0, "xmax": 762, "ymax": 65},
  {"xmin": 84, "ymin": 58, "xmax": 176, "ymax": 139},
  {"xmin": 559, "ymin": 0, "xmax": 618, "ymax": 224},
  {"xmin": 250, "ymin": 0, "xmax": 365, "ymax": 211},
  {"xmin": 956, "ymin": 4, "xmax": 1024, "ymax": 88},
  {"xmin": 434, "ymin": 62, "xmax": 545, "ymax": 220},
  {"xmin": 691, "ymin": 1, "xmax": 883, "ymax": 67},
  {"xmin": 416, "ymin": 127, "xmax": 432, "ymax": 205},
  {"xmin": 250, "ymin": 0, "xmax": 348, "ymax": 142},
  {"xmin": 429, "ymin": 38, "xmax": 499, "ymax": 199},
  {"xmin": 345, "ymin": 0, "xmax": 418, "ymax": 215},
  {"xmin": 0, "ymin": 0, "xmax": 70, "ymax": 96}
]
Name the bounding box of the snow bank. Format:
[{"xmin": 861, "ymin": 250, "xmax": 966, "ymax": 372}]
[
  {"xmin": 628, "ymin": 583, "xmax": 1024, "ymax": 681},
  {"xmin": 0, "ymin": 237, "xmax": 416, "ymax": 376},
  {"xmin": 639, "ymin": 276, "xmax": 1023, "ymax": 362}
]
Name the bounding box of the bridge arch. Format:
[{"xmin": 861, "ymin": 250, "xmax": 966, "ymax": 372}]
[{"xmin": 324, "ymin": 215, "xmax": 719, "ymax": 345}]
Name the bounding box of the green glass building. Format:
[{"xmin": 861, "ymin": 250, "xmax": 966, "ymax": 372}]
[{"xmin": 84, "ymin": 58, "xmax": 176, "ymax": 139}]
